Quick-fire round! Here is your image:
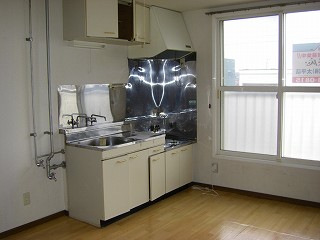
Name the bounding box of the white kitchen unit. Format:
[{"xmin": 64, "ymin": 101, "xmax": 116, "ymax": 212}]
[
  {"xmin": 63, "ymin": 0, "xmax": 150, "ymax": 45},
  {"xmin": 86, "ymin": 0, "xmax": 118, "ymax": 38},
  {"xmin": 128, "ymin": 149, "xmax": 149, "ymax": 209},
  {"xmin": 133, "ymin": 3, "xmax": 150, "ymax": 43},
  {"xmin": 165, "ymin": 148, "xmax": 180, "ymax": 193},
  {"xmin": 66, "ymin": 135, "xmax": 165, "ymax": 227},
  {"xmin": 179, "ymin": 145, "xmax": 193, "ymax": 186},
  {"xmin": 63, "ymin": 0, "xmax": 118, "ymax": 40},
  {"xmin": 165, "ymin": 144, "xmax": 194, "ymax": 193},
  {"xmin": 149, "ymin": 151, "xmax": 165, "ymax": 201},
  {"xmin": 103, "ymin": 155, "xmax": 130, "ymax": 220}
]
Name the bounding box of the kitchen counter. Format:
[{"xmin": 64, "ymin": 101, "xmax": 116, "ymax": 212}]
[
  {"xmin": 66, "ymin": 131, "xmax": 165, "ymax": 152},
  {"xmin": 164, "ymin": 138, "xmax": 196, "ymax": 151},
  {"xmin": 65, "ymin": 125, "xmax": 195, "ymax": 227}
]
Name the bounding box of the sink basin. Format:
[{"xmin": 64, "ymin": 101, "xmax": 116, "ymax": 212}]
[{"xmin": 78, "ymin": 136, "xmax": 136, "ymax": 147}]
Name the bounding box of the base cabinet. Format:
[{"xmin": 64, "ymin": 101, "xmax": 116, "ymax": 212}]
[
  {"xmin": 128, "ymin": 149, "xmax": 149, "ymax": 209},
  {"xmin": 165, "ymin": 149, "xmax": 181, "ymax": 193},
  {"xmin": 165, "ymin": 145, "xmax": 193, "ymax": 193},
  {"xmin": 103, "ymin": 156, "xmax": 130, "ymax": 220},
  {"xmin": 66, "ymin": 135, "xmax": 165, "ymax": 227},
  {"xmin": 179, "ymin": 145, "xmax": 193, "ymax": 186},
  {"xmin": 149, "ymin": 152, "xmax": 165, "ymax": 201}
]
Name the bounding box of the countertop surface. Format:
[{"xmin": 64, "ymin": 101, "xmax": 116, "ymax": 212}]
[
  {"xmin": 66, "ymin": 131, "xmax": 166, "ymax": 151},
  {"xmin": 66, "ymin": 130, "xmax": 196, "ymax": 152}
]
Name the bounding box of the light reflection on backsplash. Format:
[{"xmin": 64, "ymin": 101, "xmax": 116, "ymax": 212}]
[
  {"xmin": 126, "ymin": 53, "xmax": 197, "ymax": 140},
  {"xmin": 58, "ymin": 84, "xmax": 126, "ymax": 129}
]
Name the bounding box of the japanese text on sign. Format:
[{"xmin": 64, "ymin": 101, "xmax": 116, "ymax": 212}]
[{"xmin": 292, "ymin": 43, "xmax": 320, "ymax": 83}]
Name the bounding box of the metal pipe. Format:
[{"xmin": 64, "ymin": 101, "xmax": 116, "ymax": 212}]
[
  {"xmin": 45, "ymin": 0, "xmax": 54, "ymax": 154},
  {"xmin": 44, "ymin": 0, "xmax": 65, "ymax": 180},
  {"xmin": 46, "ymin": 153, "xmax": 55, "ymax": 180},
  {"xmin": 38, "ymin": 149, "xmax": 65, "ymax": 159},
  {"xmin": 44, "ymin": 0, "xmax": 54, "ymax": 180},
  {"xmin": 27, "ymin": 0, "xmax": 65, "ymax": 178},
  {"xmin": 27, "ymin": 0, "xmax": 44, "ymax": 168}
]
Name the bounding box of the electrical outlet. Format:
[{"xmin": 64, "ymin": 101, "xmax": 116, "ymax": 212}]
[
  {"xmin": 23, "ymin": 192, "xmax": 31, "ymax": 206},
  {"xmin": 212, "ymin": 162, "xmax": 218, "ymax": 173}
]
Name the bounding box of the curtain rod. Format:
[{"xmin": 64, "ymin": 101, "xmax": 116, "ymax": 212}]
[{"xmin": 206, "ymin": 0, "xmax": 320, "ymax": 15}]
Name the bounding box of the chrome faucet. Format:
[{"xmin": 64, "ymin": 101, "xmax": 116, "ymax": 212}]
[
  {"xmin": 91, "ymin": 114, "xmax": 106, "ymax": 121},
  {"xmin": 76, "ymin": 114, "xmax": 88, "ymax": 127}
]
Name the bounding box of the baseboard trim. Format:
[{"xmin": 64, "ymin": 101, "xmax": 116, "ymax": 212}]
[
  {"xmin": 0, "ymin": 210, "xmax": 68, "ymax": 239},
  {"xmin": 192, "ymin": 182, "xmax": 320, "ymax": 208}
]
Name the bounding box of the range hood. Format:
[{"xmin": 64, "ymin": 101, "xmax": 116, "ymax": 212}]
[{"xmin": 128, "ymin": 6, "xmax": 195, "ymax": 59}]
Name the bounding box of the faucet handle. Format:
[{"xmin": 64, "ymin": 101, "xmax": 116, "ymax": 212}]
[
  {"xmin": 88, "ymin": 117, "xmax": 97, "ymax": 126},
  {"xmin": 67, "ymin": 119, "xmax": 78, "ymax": 128}
]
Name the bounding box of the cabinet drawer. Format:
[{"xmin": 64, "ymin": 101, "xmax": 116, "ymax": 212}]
[
  {"xmin": 101, "ymin": 143, "xmax": 141, "ymax": 160},
  {"xmin": 148, "ymin": 145, "xmax": 164, "ymax": 156},
  {"xmin": 153, "ymin": 136, "xmax": 165, "ymax": 146},
  {"xmin": 140, "ymin": 139, "xmax": 154, "ymax": 150}
]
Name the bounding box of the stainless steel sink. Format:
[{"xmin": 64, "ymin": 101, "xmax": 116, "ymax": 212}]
[{"xmin": 78, "ymin": 136, "xmax": 136, "ymax": 147}]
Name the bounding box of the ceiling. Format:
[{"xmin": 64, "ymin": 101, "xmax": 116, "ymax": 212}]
[{"xmin": 135, "ymin": 0, "xmax": 265, "ymax": 12}]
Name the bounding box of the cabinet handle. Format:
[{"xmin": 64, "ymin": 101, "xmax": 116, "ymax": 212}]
[
  {"xmin": 116, "ymin": 159, "xmax": 127, "ymax": 164},
  {"xmin": 104, "ymin": 31, "xmax": 115, "ymax": 34},
  {"xmin": 129, "ymin": 155, "xmax": 138, "ymax": 159},
  {"xmin": 152, "ymin": 149, "xmax": 160, "ymax": 153},
  {"xmin": 152, "ymin": 158, "xmax": 160, "ymax": 162},
  {"xmin": 171, "ymin": 152, "xmax": 177, "ymax": 155},
  {"xmin": 181, "ymin": 149, "xmax": 188, "ymax": 152}
]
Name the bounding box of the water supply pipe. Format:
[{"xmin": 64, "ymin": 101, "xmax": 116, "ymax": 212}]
[
  {"xmin": 27, "ymin": 0, "xmax": 44, "ymax": 168},
  {"xmin": 28, "ymin": 0, "xmax": 65, "ymax": 180},
  {"xmin": 44, "ymin": 0, "xmax": 65, "ymax": 181}
]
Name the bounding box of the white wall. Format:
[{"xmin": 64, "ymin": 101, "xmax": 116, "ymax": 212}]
[
  {"xmin": 183, "ymin": 10, "xmax": 320, "ymax": 203},
  {"xmin": 1, "ymin": 0, "xmax": 319, "ymax": 234},
  {"xmin": 183, "ymin": 10, "xmax": 215, "ymax": 185},
  {"xmin": 0, "ymin": 0, "xmax": 128, "ymax": 233}
]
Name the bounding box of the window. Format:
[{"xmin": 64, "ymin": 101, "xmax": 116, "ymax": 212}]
[{"xmin": 218, "ymin": 9, "xmax": 320, "ymax": 163}]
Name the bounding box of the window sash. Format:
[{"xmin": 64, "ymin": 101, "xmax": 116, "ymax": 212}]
[{"xmin": 215, "ymin": 7, "xmax": 320, "ymax": 166}]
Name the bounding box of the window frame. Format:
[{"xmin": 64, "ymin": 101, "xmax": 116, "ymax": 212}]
[{"xmin": 214, "ymin": 4, "xmax": 320, "ymax": 167}]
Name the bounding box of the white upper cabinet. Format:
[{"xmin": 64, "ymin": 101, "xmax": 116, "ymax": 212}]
[
  {"xmin": 86, "ymin": 0, "xmax": 118, "ymax": 38},
  {"xmin": 133, "ymin": 3, "xmax": 150, "ymax": 43},
  {"xmin": 63, "ymin": 0, "xmax": 149, "ymax": 45}
]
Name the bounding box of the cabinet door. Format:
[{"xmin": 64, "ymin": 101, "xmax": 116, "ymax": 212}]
[
  {"xmin": 128, "ymin": 149, "xmax": 149, "ymax": 208},
  {"xmin": 86, "ymin": 0, "xmax": 118, "ymax": 38},
  {"xmin": 102, "ymin": 155, "xmax": 130, "ymax": 220},
  {"xmin": 165, "ymin": 149, "xmax": 180, "ymax": 193},
  {"xmin": 180, "ymin": 145, "xmax": 193, "ymax": 186},
  {"xmin": 134, "ymin": 3, "xmax": 150, "ymax": 43},
  {"xmin": 149, "ymin": 153, "xmax": 165, "ymax": 201}
]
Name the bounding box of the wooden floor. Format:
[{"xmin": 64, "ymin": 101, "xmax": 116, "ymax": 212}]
[{"xmin": 4, "ymin": 187, "xmax": 320, "ymax": 240}]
